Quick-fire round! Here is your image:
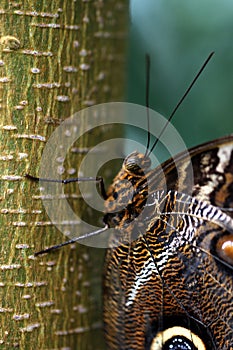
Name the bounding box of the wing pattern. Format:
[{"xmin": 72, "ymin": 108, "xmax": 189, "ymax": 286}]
[{"xmin": 104, "ymin": 135, "xmax": 233, "ymax": 350}]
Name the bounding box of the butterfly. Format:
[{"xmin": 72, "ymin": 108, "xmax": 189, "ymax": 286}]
[
  {"xmin": 102, "ymin": 55, "xmax": 233, "ymax": 349},
  {"xmin": 29, "ymin": 53, "xmax": 233, "ymax": 349},
  {"xmin": 103, "ymin": 134, "xmax": 233, "ymax": 350}
]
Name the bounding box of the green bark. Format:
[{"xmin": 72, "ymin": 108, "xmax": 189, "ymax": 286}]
[{"xmin": 0, "ymin": 1, "xmax": 128, "ymax": 349}]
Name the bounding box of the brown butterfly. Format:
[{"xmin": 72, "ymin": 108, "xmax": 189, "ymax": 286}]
[
  {"xmin": 29, "ymin": 54, "xmax": 233, "ymax": 349},
  {"xmin": 102, "ymin": 54, "xmax": 233, "ymax": 349},
  {"xmin": 103, "ymin": 134, "xmax": 233, "ymax": 350}
]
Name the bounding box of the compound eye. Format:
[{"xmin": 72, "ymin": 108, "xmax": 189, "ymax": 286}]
[
  {"xmin": 215, "ymin": 234, "xmax": 233, "ymax": 266},
  {"xmin": 150, "ymin": 326, "xmax": 206, "ymax": 350},
  {"xmin": 124, "ymin": 152, "xmax": 151, "ymax": 174},
  {"xmin": 125, "ymin": 156, "xmax": 141, "ymax": 172}
]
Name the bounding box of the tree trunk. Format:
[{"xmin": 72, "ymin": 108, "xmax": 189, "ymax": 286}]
[{"xmin": 0, "ymin": 1, "xmax": 128, "ymax": 349}]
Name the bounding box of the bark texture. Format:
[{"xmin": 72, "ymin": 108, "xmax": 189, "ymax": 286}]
[{"xmin": 0, "ymin": 1, "xmax": 127, "ymax": 349}]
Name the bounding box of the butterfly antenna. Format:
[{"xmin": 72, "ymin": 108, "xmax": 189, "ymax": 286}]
[
  {"xmin": 145, "ymin": 54, "xmax": 151, "ymax": 157},
  {"xmin": 148, "ymin": 51, "xmax": 215, "ymax": 156}
]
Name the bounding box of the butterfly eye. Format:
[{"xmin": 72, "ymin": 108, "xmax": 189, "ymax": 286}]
[
  {"xmin": 215, "ymin": 234, "xmax": 233, "ymax": 266},
  {"xmin": 125, "ymin": 157, "xmax": 142, "ymax": 173},
  {"xmin": 150, "ymin": 326, "xmax": 206, "ymax": 350},
  {"xmin": 124, "ymin": 152, "xmax": 151, "ymax": 174}
]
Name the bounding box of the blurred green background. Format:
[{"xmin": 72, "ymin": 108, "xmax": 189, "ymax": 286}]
[{"xmin": 126, "ymin": 0, "xmax": 233, "ymax": 163}]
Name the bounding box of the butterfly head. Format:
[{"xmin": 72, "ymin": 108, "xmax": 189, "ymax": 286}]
[{"xmin": 123, "ymin": 151, "xmax": 151, "ymax": 176}]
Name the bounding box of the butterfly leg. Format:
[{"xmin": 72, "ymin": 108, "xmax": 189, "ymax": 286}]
[
  {"xmin": 25, "ymin": 173, "xmax": 109, "ymax": 255},
  {"xmin": 25, "ymin": 174, "xmax": 107, "ymax": 199}
]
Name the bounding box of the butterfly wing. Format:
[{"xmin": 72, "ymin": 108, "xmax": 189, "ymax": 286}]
[
  {"xmin": 104, "ymin": 135, "xmax": 233, "ymax": 350},
  {"xmin": 157, "ymin": 134, "xmax": 233, "ymax": 208}
]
